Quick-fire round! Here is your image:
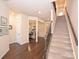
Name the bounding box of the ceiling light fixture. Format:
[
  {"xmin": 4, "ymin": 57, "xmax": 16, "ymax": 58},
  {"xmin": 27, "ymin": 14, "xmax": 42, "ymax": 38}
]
[
  {"xmin": 58, "ymin": 11, "xmax": 64, "ymax": 16},
  {"xmin": 38, "ymin": 11, "xmax": 41, "ymax": 14}
]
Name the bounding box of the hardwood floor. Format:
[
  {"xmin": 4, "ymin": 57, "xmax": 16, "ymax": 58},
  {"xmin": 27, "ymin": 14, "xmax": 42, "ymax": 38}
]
[{"xmin": 2, "ymin": 37, "xmax": 48, "ymax": 59}]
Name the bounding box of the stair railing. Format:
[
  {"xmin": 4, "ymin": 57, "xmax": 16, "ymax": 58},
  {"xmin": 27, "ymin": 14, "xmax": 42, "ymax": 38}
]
[
  {"xmin": 44, "ymin": 22, "xmax": 51, "ymax": 58},
  {"xmin": 44, "ymin": 22, "xmax": 51, "ymax": 40}
]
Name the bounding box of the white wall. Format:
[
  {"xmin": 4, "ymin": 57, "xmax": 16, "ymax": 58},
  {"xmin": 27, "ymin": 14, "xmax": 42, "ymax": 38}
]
[
  {"xmin": 66, "ymin": 0, "xmax": 78, "ymax": 39},
  {"xmin": 21, "ymin": 15, "xmax": 29, "ymax": 44},
  {"xmin": 9, "ymin": 11, "xmax": 16, "ymax": 44},
  {"xmin": 9, "ymin": 12, "xmax": 30, "ymax": 45},
  {"xmin": 64, "ymin": 9, "xmax": 78, "ymax": 59},
  {"xmin": 64, "ymin": 0, "xmax": 78, "ymax": 58},
  {"xmin": 15, "ymin": 14, "xmax": 22, "ymax": 44},
  {"xmin": 0, "ymin": 1, "xmax": 9, "ymax": 59},
  {"xmin": 51, "ymin": 4, "xmax": 56, "ymax": 34},
  {"xmin": 15, "ymin": 14, "xmax": 29, "ymax": 45}
]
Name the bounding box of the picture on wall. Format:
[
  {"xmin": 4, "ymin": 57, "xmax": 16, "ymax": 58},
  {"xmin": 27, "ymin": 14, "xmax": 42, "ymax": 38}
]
[
  {"xmin": 9, "ymin": 25, "xmax": 13, "ymax": 30},
  {"xmin": 0, "ymin": 16, "xmax": 8, "ymax": 26},
  {"xmin": 0, "ymin": 27, "xmax": 8, "ymax": 36},
  {"xmin": 0, "ymin": 16, "xmax": 8, "ymax": 36}
]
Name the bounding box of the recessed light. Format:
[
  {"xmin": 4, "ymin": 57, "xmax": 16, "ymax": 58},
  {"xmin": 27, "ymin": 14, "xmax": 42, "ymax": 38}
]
[
  {"xmin": 38, "ymin": 11, "xmax": 41, "ymax": 14},
  {"xmin": 58, "ymin": 11, "xmax": 64, "ymax": 16}
]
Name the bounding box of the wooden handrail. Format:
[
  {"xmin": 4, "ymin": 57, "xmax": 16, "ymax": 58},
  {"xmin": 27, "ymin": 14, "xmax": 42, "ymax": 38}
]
[{"xmin": 65, "ymin": 8, "xmax": 78, "ymax": 45}]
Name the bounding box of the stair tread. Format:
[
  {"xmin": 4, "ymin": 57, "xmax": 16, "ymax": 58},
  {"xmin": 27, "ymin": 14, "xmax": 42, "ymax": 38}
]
[
  {"xmin": 47, "ymin": 52, "xmax": 74, "ymax": 59},
  {"xmin": 50, "ymin": 42, "xmax": 71, "ymax": 47},
  {"xmin": 53, "ymin": 36, "xmax": 70, "ymax": 39},
  {"xmin": 49, "ymin": 45, "xmax": 73, "ymax": 51},
  {"xmin": 50, "ymin": 44, "xmax": 72, "ymax": 50},
  {"xmin": 51, "ymin": 40, "xmax": 71, "ymax": 45},
  {"xmin": 51, "ymin": 38, "xmax": 71, "ymax": 44}
]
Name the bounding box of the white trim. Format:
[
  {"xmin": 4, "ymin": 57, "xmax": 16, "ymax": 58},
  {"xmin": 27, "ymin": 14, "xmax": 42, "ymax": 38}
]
[
  {"xmin": 28, "ymin": 17, "xmax": 38, "ymax": 43},
  {"xmin": 0, "ymin": 48, "xmax": 9, "ymax": 59},
  {"xmin": 36, "ymin": 19, "xmax": 38, "ymax": 42},
  {"xmin": 38, "ymin": 19, "xmax": 44, "ymax": 23}
]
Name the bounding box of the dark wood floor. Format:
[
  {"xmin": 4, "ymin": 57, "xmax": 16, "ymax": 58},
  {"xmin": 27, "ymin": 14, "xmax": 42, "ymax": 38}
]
[{"xmin": 2, "ymin": 37, "xmax": 47, "ymax": 59}]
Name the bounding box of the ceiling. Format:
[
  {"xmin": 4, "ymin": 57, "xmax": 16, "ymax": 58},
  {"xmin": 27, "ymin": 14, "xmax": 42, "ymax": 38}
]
[
  {"xmin": 4, "ymin": 0, "xmax": 65, "ymax": 20},
  {"xmin": 7, "ymin": 0, "xmax": 53, "ymax": 21}
]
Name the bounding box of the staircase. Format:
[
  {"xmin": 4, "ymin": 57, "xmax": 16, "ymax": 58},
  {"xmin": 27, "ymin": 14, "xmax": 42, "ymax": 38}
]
[{"xmin": 47, "ymin": 16, "xmax": 74, "ymax": 59}]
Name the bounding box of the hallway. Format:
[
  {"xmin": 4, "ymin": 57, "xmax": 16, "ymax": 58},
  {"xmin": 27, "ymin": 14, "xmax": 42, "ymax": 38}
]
[
  {"xmin": 2, "ymin": 16, "xmax": 75, "ymax": 59},
  {"xmin": 47, "ymin": 16, "xmax": 74, "ymax": 59},
  {"xmin": 0, "ymin": 0, "xmax": 78, "ymax": 59}
]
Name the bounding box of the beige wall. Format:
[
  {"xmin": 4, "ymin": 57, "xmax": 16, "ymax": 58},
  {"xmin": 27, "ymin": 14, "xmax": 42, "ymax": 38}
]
[
  {"xmin": 38, "ymin": 21, "xmax": 45, "ymax": 37},
  {"xmin": 0, "ymin": 1, "xmax": 9, "ymax": 59},
  {"xmin": 38, "ymin": 21, "xmax": 50, "ymax": 37},
  {"xmin": 29, "ymin": 20, "xmax": 36, "ymax": 33},
  {"xmin": 29, "ymin": 19, "xmax": 50, "ymax": 38},
  {"xmin": 66, "ymin": 0, "xmax": 78, "ymax": 38}
]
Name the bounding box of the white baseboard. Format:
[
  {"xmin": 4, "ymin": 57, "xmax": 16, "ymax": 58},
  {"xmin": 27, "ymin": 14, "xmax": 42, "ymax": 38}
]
[{"xmin": 0, "ymin": 48, "xmax": 9, "ymax": 59}]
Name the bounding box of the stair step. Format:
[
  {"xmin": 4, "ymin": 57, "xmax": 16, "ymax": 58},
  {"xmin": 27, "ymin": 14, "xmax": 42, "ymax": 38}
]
[
  {"xmin": 50, "ymin": 45, "xmax": 73, "ymax": 51},
  {"xmin": 54, "ymin": 27, "xmax": 68, "ymax": 30},
  {"xmin": 53, "ymin": 36, "xmax": 70, "ymax": 39},
  {"xmin": 47, "ymin": 52, "xmax": 74, "ymax": 59},
  {"xmin": 48, "ymin": 47, "xmax": 73, "ymax": 58},
  {"xmin": 51, "ymin": 38, "xmax": 71, "ymax": 43},
  {"xmin": 53, "ymin": 32, "xmax": 68, "ymax": 35},
  {"xmin": 54, "ymin": 32, "xmax": 69, "ymax": 35},
  {"xmin": 52, "ymin": 37, "xmax": 70, "ymax": 42},
  {"xmin": 51, "ymin": 40, "xmax": 71, "ymax": 45},
  {"xmin": 53, "ymin": 33, "xmax": 69, "ymax": 37},
  {"xmin": 53, "ymin": 35, "xmax": 69, "ymax": 39},
  {"xmin": 50, "ymin": 40, "xmax": 71, "ymax": 46},
  {"xmin": 54, "ymin": 31, "xmax": 69, "ymax": 34},
  {"xmin": 49, "ymin": 42, "xmax": 72, "ymax": 50}
]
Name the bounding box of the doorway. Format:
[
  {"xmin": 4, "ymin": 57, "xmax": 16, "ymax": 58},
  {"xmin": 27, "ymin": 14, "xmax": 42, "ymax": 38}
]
[{"xmin": 29, "ymin": 20, "xmax": 36, "ymax": 43}]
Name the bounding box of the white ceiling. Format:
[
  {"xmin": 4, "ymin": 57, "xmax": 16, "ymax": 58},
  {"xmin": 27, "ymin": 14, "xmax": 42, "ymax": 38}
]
[{"xmin": 7, "ymin": 0, "xmax": 54, "ymax": 20}]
